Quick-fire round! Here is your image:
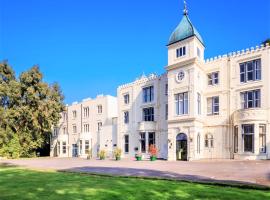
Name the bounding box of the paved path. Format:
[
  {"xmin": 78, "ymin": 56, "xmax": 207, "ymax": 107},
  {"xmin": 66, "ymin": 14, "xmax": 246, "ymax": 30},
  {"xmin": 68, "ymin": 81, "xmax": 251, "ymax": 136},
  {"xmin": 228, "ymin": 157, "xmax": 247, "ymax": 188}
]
[{"xmin": 1, "ymin": 158, "xmax": 270, "ymax": 187}]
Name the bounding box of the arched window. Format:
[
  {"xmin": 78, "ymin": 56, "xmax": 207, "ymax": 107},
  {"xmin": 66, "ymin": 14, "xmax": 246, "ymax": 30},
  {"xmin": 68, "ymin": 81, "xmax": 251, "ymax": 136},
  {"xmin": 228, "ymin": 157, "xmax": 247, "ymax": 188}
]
[
  {"xmin": 197, "ymin": 133, "xmax": 201, "ymax": 154},
  {"xmin": 205, "ymin": 133, "xmax": 214, "ymax": 148}
]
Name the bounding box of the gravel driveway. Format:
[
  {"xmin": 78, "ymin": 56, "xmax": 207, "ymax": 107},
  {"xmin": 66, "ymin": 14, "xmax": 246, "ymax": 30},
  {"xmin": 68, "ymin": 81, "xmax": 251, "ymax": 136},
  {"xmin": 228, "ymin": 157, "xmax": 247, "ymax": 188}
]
[{"xmin": 1, "ymin": 157, "xmax": 269, "ymax": 187}]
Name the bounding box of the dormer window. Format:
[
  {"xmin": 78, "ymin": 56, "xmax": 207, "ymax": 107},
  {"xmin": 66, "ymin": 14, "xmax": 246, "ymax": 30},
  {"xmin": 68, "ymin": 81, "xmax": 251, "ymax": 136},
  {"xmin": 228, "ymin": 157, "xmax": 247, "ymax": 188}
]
[{"xmin": 176, "ymin": 46, "xmax": 186, "ymax": 58}]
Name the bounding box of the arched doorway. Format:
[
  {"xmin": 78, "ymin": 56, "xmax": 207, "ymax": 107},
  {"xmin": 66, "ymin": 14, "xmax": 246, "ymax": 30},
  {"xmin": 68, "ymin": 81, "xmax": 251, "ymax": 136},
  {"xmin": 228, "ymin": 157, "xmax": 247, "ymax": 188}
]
[{"xmin": 176, "ymin": 133, "xmax": 188, "ymax": 161}]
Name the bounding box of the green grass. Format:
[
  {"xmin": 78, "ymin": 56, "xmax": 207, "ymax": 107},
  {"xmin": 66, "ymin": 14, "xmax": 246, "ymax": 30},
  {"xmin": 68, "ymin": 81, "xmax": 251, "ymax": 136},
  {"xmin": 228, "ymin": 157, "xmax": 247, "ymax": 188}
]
[{"xmin": 0, "ymin": 166, "xmax": 269, "ymax": 200}]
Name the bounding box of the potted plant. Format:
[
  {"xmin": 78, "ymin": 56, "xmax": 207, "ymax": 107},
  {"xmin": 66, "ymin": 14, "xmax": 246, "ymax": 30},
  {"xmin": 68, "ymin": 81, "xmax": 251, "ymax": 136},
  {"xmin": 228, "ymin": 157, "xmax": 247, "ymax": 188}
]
[
  {"xmin": 149, "ymin": 144, "xmax": 158, "ymax": 161},
  {"xmin": 113, "ymin": 148, "xmax": 122, "ymax": 161},
  {"xmin": 135, "ymin": 152, "xmax": 142, "ymax": 161},
  {"xmin": 98, "ymin": 150, "xmax": 106, "ymax": 160}
]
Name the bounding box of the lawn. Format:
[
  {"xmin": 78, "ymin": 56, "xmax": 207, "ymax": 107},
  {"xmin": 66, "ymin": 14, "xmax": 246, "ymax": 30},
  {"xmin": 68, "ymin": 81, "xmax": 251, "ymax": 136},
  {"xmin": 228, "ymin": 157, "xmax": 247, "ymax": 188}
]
[{"xmin": 0, "ymin": 166, "xmax": 269, "ymax": 200}]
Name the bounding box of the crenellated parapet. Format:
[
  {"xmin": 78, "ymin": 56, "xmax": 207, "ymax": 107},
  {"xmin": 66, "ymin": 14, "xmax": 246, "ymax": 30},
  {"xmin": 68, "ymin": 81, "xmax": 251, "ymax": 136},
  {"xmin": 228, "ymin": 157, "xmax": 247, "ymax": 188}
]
[
  {"xmin": 118, "ymin": 73, "xmax": 166, "ymax": 90},
  {"xmin": 205, "ymin": 43, "xmax": 270, "ymax": 64}
]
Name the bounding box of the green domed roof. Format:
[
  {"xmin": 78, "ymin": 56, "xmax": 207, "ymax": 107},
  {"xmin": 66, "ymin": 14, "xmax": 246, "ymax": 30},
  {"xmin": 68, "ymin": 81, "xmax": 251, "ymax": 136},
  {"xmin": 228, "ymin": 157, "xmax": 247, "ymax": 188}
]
[{"xmin": 168, "ymin": 14, "xmax": 204, "ymax": 46}]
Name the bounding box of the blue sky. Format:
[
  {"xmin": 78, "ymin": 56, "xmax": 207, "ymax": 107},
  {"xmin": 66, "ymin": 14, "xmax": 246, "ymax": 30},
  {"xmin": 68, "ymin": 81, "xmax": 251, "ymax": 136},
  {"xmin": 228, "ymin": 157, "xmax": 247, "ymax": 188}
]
[{"xmin": 0, "ymin": 0, "xmax": 269, "ymax": 104}]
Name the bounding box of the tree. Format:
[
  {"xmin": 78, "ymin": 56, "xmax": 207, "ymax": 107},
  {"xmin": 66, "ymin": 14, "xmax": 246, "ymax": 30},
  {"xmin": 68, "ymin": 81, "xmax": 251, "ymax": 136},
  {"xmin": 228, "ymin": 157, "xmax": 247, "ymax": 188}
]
[
  {"xmin": 0, "ymin": 62, "xmax": 65, "ymax": 158},
  {"xmin": 262, "ymin": 38, "xmax": 270, "ymax": 46}
]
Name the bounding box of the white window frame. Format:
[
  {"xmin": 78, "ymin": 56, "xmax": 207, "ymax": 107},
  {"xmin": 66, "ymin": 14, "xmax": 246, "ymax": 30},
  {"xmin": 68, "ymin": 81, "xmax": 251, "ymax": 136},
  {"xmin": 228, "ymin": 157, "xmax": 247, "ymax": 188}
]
[
  {"xmin": 207, "ymin": 96, "xmax": 219, "ymax": 115},
  {"xmin": 175, "ymin": 92, "xmax": 188, "ymax": 115},
  {"xmin": 239, "ymin": 59, "xmax": 261, "ymax": 83},
  {"xmin": 176, "ymin": 46, "xmax": 186, "ymax": 58},
  {"xmin": 124, "ymin": 94, "xmax": 130, "ymax": 104},
  {"xmin": 124, "ymin": 111, "xmax": 129, "ymax": 124},
  {"xmin": 208, "ymin": 72, "xmax": 219, "ymax": 86},
  {"xmin": 240, "ymin": 89, "xmax": 261, "ymax": 109}
]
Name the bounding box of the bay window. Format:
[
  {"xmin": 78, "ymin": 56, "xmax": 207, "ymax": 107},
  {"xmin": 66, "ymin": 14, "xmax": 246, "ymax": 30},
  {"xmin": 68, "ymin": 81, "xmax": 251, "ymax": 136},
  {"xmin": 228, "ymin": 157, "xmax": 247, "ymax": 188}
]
[{"xmin": 242, "ymin": 124, "xmax": 254, "ymax": 153}]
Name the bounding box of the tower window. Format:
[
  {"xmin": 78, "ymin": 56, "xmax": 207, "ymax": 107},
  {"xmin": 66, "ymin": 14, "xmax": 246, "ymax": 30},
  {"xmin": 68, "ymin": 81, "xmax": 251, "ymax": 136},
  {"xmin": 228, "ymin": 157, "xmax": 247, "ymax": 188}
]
[{"xmin": 176, "ymin": 46, "xmax": 186, "ymax": 58}]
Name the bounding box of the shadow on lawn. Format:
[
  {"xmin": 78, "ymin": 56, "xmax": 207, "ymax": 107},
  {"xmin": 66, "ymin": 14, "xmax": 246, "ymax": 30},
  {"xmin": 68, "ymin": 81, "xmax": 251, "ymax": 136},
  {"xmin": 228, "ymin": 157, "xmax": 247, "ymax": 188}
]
[
  {"xmin": 0, "ymin": 162, "xmax": 18, "ymax": 168},
  {"xmin": 59, "ymin": 166, "xmax": 270, "ymax": 190}
]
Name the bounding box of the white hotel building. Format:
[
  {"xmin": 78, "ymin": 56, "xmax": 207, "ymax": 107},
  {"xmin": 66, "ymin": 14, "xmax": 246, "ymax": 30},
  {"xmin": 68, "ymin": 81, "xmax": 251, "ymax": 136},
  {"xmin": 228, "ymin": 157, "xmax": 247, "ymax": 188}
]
[{"xmin": 51, "ymin": 5, "xmax": 270, "ymax": 161}]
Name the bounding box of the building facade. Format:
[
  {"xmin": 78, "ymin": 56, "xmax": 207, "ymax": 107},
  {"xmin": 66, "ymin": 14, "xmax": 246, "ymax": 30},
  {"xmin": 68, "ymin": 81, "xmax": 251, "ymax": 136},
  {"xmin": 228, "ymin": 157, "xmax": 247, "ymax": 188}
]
[
  {"xmin": 50, "ymin": 95, "xmax": 118, "ymax": 158},
  {"xmin": 51, "ymin": 4, "xmax": 270, "ymax": 161}
]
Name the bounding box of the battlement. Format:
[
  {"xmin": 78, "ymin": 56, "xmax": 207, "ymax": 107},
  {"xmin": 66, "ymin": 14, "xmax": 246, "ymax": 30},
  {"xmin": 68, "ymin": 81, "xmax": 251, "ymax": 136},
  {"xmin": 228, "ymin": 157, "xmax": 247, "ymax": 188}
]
[
  {"xmin": 118, "ymin": 73, "xmax": 160, "ymax": 89},
  {"xmin": 205, "ymin": 43, "xmax": 269, "ymax": 64}
]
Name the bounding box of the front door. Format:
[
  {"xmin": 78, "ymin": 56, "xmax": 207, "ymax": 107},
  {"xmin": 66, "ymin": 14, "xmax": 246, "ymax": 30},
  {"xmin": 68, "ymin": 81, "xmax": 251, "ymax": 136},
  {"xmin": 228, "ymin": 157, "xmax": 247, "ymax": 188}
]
[
  {"xmin": 176, "ymin": 133, "xmax": 188, "ymax": 161},
  {"xmin": 72, "ymin": 144, "xmax": 78, "ymax": 157}
]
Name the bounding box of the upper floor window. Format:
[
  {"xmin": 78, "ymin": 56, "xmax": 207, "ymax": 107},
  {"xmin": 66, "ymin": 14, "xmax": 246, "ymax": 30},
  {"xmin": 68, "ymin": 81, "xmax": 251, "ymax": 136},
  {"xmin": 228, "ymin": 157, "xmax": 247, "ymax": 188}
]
[
  {"xmin": 240, "ymin": 59, "xmax": 261, "ymax": 83},
  {"xmin": 143, "ymin": 86, "xmax": 154, "ymax": 103},
  {"xmin": 176, "ymin": 46, "xmax": 186, "ymax": 58},
  {"xmin": 165, "ymin": 84, "xmax": 168, "ymax": 96},
  {"xmin": 143, "ymin": 107, "xmax": 154, "ymax": 121},
  {"xmin": 175, "ymin": 92, "xmax": 188, "ymax": 115},
  {"xmin": 53, "ymin": 128, "xmax": 58, "ymax": 137},
  {"xmin": 97, "ymin": 122, "xmax": 102, "ymax": 131},
  {"xmin": 83, "ymin": 124, "xmax": 90, "ymax": 133},
  {"xmin": 124, "ymin": 94, "xmax": 130, "ymax": 104},
  {"xmin": 124, "ymin": 111, "xmax": 129, "ymax": 124},
  {"xmin": 72, "ymin": 110, "xmax": 77, "ymax": 119},
  {"xmin": 240, "ymin": 89, "xmax": 261, "ymax": 109},
  {"xmin": 72, "ymin": 125, "xmax": 77, "ymax": 133},
  {"xmin": 207, "ymin": 96, "xmax": 219, "ymax": 115},
  {"xmin": 208, "ymin": 72, "xmax": 219, "ymax": 85},
  {"xmin": 97, "ymin": 105, "xmax": 102, "ymax": 114},
  {"xmin": 83, "ymin": 107, "xmax": 89, "ymax": 118}
]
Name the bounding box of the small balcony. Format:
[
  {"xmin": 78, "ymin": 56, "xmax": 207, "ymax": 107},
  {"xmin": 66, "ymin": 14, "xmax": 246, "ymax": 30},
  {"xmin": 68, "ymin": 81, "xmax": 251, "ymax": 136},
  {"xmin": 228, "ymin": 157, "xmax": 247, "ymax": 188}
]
[
  {"xmin": 232, "ymin": 108, "xmax": 268, "ymax": 123},
  {"xmin": 137, "ymin": 121, "xmax": 157, "ymax": 132}
]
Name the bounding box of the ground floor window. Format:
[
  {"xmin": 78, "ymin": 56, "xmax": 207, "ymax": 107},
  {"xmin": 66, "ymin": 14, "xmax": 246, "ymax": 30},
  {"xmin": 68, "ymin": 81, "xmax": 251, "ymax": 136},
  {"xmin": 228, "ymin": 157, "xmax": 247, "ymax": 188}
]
[
  {"xmin": 79, "ymin": 140, "xmax": 82, "ymax": 155},
  {"xmin": 234, "ymin": 126, "xmax": 238, "ymax": 153},
  {"xmin": 205, "ymin": 134, "xmax": 214, "ymax": 148},
  {"xmin": 140, "ymin": 132, "xmax": 146, "ymax": 153},
  {"xmin": 124, "ymin": 135, "xmax": 129, "ymax": 153},
  {"xmin": 85, "ymin": 140, "xmax": 90, "ymax": 154},
  {"xmin": 148, "ymin": 132, "xmax": 155, "ymax": 146},
  {"xmin": 62, "ymin": 142, "xmax": 67, "ymax": 154},
  {"xmin": 242, "ymin": 124, "xmax": 254, "ymax": 153},
  {"xmin": 259, "ymin": 124, "xmax": 266, "ymax": 153}
]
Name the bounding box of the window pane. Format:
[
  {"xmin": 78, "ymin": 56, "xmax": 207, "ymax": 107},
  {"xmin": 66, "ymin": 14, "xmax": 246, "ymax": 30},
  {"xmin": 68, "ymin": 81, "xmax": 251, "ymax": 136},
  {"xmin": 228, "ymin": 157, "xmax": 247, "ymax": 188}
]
[
  {"xmin": 140, "ymin": 133, "xmax": 146, "ymax": 153},
  {"xmin": 244, "ymin": 135, "xmax": 253, "ymax": 152},
  {"xmin": 247, "ymin": 62, "xmax": 254, "ymax": 81}
]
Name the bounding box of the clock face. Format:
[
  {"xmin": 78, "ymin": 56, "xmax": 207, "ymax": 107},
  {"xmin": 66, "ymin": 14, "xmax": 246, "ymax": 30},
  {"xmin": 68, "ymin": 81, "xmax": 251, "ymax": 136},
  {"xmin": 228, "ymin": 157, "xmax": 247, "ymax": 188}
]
[{"xmin": 176, "ymin": 70, "xmax": 185, "ymax": 83}]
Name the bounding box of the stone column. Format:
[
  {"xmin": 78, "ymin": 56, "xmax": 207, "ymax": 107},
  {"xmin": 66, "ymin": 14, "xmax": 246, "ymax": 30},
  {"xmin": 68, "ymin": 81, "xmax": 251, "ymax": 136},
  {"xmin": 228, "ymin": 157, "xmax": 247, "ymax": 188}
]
[
  {"xmin": 238, "ymin": 124, "xmax": 242, "ymax": 154},
  {"xmin": 146, "ymin": 132, "xmax": 149, "ymax": 153},
  {"xmin": 254, "ymin": 123, "xmax": 260, "ymax": 155}
]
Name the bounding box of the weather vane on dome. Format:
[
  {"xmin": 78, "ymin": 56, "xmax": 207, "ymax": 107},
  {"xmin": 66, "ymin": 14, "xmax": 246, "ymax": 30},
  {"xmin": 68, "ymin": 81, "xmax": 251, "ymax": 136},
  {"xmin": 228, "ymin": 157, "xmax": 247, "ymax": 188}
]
[{"xmin": 183, "ymin": 0, "xmax": 188, "ymax": 15}]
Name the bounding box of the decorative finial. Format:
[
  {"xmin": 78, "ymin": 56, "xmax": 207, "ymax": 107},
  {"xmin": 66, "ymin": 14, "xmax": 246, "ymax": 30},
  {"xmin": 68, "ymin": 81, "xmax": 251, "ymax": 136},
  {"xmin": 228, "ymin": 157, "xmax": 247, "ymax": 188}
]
[{"xmin": 183, "ymin": 0, "xmax": 188, "ymax": 15}]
